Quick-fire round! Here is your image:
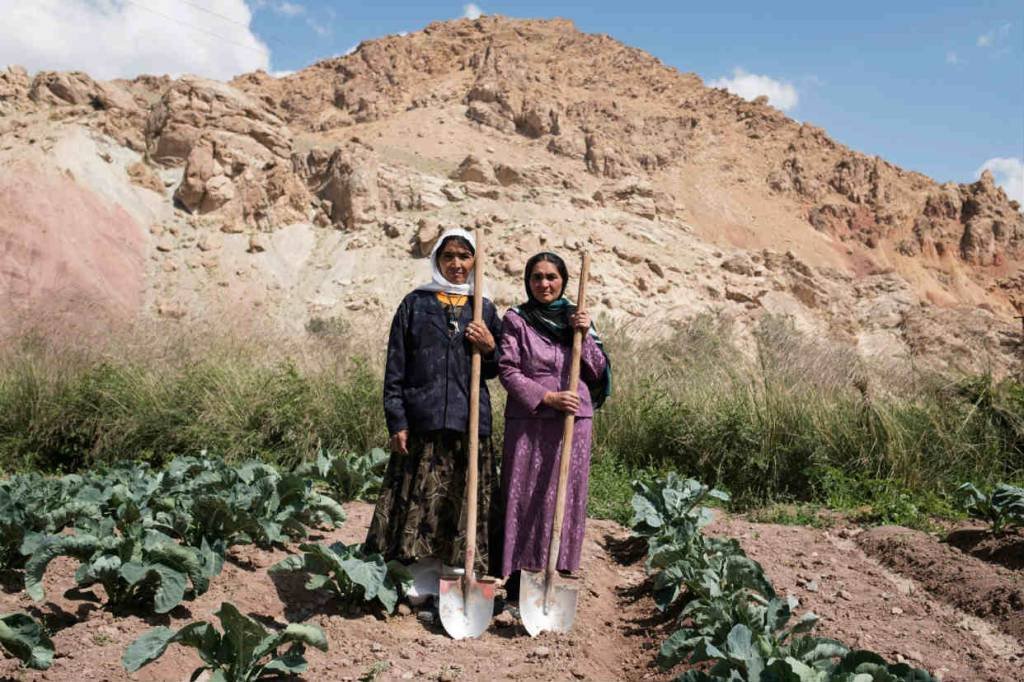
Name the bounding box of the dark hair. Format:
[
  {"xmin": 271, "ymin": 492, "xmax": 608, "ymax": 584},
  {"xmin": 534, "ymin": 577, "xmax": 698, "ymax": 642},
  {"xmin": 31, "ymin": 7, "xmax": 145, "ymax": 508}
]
[
  {"xmin": 435, "ymin": 235, "xmax": 475, "ymax": 265},
  {"xmin": 524, "ymin": 252, "xmax": 569, "ymax": 301}
]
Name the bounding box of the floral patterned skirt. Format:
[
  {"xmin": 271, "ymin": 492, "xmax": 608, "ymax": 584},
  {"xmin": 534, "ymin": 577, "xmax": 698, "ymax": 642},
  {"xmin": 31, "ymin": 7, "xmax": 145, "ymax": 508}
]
[{"xmin": 363, "ymin": 430, "xmax": 502, "ymax": 577}]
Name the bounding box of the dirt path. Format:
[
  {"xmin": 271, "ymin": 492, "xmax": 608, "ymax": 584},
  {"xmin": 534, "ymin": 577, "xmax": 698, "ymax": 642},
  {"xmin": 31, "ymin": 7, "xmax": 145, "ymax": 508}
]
[{"xmin": 0, "ymin": 506, "xmax": 1020, "ymax": 681}]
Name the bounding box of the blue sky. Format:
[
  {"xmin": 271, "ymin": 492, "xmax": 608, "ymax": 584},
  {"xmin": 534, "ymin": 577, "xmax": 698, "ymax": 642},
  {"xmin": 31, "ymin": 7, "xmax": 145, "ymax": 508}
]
[{"xmin": 1, "ymin": 1, "xmax": 1020, "ymax": 200}]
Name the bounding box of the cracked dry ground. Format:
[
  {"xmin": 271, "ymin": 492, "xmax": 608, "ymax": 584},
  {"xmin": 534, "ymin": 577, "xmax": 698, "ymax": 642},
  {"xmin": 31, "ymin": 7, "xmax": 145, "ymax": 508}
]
[{"xmin": 0, "ymin": 503, "xmax": 1020, "ymax": 681}]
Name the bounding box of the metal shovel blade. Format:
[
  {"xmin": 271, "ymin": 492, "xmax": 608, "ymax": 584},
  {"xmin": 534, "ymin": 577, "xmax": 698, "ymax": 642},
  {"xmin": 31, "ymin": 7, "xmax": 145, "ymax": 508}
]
[
  {"xmin": 438, "ymin": 574, "xmax": 496, "ymax": 640},
  {"xmin": 519, "ymin": 570, "xmax": 579, "ymax": 637}
]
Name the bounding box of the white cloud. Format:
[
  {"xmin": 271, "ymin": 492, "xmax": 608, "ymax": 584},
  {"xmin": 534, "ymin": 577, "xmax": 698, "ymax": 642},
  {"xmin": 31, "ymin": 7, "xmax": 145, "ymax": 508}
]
[
  {"xmin": 274, "ymin": 2, "xmax": 305, "ymax": 16},
  {"xmin": 946, "ymin": 51, "xmax": 960, "ymax": 64},
  {"xmin": 463, "ymin": 3, "xmax": 483, "ymax": 20},
  {"xmin": 306, "ymin": 18, "xmax": 330, "ymax": 36},
  {"xmin": 343, "ymin": 44, "xmax": 359, "ymax": 56},
  {"xmin": 0, "ymin": 0, "xmax": 269, "ymax": 80},
  {"xmin": 977, "ymin": 157, "xmax": 1024, "ymax": 205},
  {"xmin": 708, "ymin": 68, "xmax": 799, "ymax": 111},
  {"xmin": 270, "ymin": 69, "xmax": 294, "ymax": 78},
  {"xmin": 977, "ymin": 22, "xmax": 1012, "ymax": 48}
]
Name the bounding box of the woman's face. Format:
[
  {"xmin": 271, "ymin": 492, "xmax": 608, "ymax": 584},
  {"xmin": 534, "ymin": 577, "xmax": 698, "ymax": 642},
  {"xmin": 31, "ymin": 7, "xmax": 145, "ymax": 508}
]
[
  {"xmin": 529, "ymin": 260, "xmax": 563, "ymax": 304},
  {"xmin": 438, "ymin": 241, "xmax": 475, "ymax": 285}
]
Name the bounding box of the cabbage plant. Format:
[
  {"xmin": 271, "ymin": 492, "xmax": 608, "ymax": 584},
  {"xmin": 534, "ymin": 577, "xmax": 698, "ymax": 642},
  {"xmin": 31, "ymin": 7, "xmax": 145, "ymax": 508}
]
[
  {"xmin": 297, "ymin": 447, "xmax": 388, "ymax": 502},
  {"xmin": 0, "ymin": 612, "xmax": 54, "ymax": 670},
  {"xmin": 123, "ymin": 602, "xmax": 327, "ymax": 681},
  {"xmin": 956, "ymin": 482, "xmax": 1024, "ymax": 535},
  {"xmin": 25, "ymin": 507, "xmax": 209, "ymax": 614},
  {"xmin": 270, "ymin": 541, "xmax": 412, "ymax": 614}
]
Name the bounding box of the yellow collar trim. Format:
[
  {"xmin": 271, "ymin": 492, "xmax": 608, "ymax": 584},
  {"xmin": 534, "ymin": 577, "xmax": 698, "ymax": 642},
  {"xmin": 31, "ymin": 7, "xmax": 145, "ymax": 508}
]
[{"xmin": 436, "ymin": 292, "xmax": 469, "ymax": 307}]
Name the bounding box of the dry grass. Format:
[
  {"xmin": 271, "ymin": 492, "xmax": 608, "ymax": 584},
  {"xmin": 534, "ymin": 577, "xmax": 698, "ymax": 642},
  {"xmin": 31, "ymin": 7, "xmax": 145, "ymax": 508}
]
[{"xmin": 1, "ymin": 312, "xmax": 1021, "ymax": 523}]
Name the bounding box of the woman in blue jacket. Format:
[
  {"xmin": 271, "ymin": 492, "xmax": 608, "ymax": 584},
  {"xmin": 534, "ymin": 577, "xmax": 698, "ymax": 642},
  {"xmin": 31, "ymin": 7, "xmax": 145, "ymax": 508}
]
[{"xmin": 364, "ymin": 228, "xmax": 503, "ymax": 603}]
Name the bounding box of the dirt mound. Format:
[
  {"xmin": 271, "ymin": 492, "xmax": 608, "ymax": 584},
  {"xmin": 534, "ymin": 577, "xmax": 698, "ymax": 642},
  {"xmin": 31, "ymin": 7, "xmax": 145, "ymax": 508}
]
[
  {"xmin": 946, "ymin": 527, "xmax": 1024, "ymax": 572},
  {"xmin": 857, "ymin": 525, "xmax": 1024, "ymax": 641},
  {"xmin": 1, "ymin": 16, "xmax": 1021, "ymax": 371},
  {"xmin": 712, "ymin": 519, "xmax": 1024, "ymax": 682}
]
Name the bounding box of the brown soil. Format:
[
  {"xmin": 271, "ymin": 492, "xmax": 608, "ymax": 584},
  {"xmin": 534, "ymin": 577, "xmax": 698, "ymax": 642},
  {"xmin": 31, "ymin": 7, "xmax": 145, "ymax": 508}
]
[
  {"xmin": 0, "ymin": 504, "xmax": 664, "ymax": 682},
  {"xmin": 708, "ymin": 519, "xmax": 1023, "ymax": 682},
  {"xmin": 857, "ymin": 526, "xmax": 1024, "ymax": 644},
  {"xmin": 946, "ymin": 527, "xmax": 1024, "ymax": 572},
  {"xmin": 0, "ymin": 508, "xmax": 1021, "ymax": 681}
]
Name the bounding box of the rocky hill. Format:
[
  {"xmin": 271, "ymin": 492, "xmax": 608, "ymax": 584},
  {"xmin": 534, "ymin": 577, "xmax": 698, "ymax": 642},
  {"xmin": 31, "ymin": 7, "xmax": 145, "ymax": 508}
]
[{"xmin": 1, "ymin": 16, "xmax": 1020, "ymax": 372}]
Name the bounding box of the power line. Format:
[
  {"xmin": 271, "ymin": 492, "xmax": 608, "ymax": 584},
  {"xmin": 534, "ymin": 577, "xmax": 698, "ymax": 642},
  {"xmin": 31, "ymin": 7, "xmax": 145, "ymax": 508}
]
[
  {"xmin": 169, "ymin": 0, "xmax": 309, "ymax": 55},
  {"xmin": 173, "ymin": 0, "xmax": 256, "ymax": 31},
  {"xmin": 120, "ymin": 0, "xmax": 269, "ymax": 55}
]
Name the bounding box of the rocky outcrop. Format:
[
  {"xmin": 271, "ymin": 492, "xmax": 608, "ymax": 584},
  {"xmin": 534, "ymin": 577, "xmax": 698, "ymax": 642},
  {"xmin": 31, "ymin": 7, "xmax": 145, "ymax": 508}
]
[
  {"xmin": 451, "ymin": 155, "xmax": 497, "ymax": 184},
  {"xmin": 147, "ymin": 77, "xmax": 309, "ymax": 231},
  {"xmin": 302, "ymin": 146, "xmax": 380, "ymax": 230},
  {"xmin": 29, "ymin": 71, "xmax": 137, "ymax": 111},
  {"xmin": 0, "ymin": 66, "xmax": 31, "ymax": 114}
]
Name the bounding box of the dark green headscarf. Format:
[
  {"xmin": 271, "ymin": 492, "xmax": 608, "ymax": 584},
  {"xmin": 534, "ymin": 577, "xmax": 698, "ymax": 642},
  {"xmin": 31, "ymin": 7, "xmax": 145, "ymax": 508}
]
[{"xmin": 516, "ymin": 252, "xmax": 612, "ymax": 408}]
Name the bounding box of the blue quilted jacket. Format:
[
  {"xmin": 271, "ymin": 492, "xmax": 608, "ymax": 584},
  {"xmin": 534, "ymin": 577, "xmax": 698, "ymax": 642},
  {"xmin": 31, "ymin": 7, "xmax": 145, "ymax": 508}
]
[{"xmin": 383, "ymin": 290, "xmax": 503, "ymax": 437}]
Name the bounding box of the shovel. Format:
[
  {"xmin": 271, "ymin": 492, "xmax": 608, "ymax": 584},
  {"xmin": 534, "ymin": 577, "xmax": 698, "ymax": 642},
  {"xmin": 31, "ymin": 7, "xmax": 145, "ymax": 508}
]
[
  {"xmin": 520, "ymin": 251, "xmax": 591, "ymax": 637},
  {"xmin": 439, "ymin": 228, "xmax": 495, "ymax": 639}
]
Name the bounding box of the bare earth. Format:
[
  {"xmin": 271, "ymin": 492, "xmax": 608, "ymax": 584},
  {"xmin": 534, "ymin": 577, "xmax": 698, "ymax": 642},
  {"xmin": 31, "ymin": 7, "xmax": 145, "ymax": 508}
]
[{"xmin": 0, "ymin": 504, "xmax": 1020, "ymax": 681}]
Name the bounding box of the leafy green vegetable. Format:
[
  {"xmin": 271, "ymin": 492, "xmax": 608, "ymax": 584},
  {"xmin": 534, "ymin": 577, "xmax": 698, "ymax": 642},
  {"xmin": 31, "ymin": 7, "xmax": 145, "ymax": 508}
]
[
  {"xmin": 297, "ymin": 448, "xmax": 388, "ymax": 502},
  {"xmin": 270, "ymin": 541, "xmax": 412, "ymax": 614},
  {"xmin": 955, "ymin": 482, "xmax": 1024, "ymax": 535},
  {"xmin": 0, "ymin": 612, "xmax": 54, "ymax": 670},
  {"xmin": 25, "ymin": 509, "xmax": 208, "ymax": 614},
  {"xmin": 632, "ymin": 476, "xmax": 934, "ymax": 681},
  {"xmin": 631, "ymin": 473, "xmax": 729, "ymax": 541},
  {"xmin": 675, "ymin": 642, "xmax": 935, "ymax": 681},
  {"xmin": 123, "ymin": 601, "xmax": 327, "ymax": 681},
  {"xmin": 0, "ymin": 473, "xmax": 100, "ymax": 570}
]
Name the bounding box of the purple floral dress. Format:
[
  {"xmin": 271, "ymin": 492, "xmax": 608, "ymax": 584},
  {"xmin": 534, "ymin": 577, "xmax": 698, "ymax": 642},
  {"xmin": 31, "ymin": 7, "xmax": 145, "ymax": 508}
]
[{"xmin": 498, "ymin": 310, "xmax": 608, "ymax": 576}]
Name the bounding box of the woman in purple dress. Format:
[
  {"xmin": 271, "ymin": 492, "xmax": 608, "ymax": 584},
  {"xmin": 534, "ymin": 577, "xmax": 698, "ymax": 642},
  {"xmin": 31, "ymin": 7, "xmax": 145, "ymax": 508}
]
[{"xmin": 497, "ymin": 252, "xmax": 611, "ymax": 603}]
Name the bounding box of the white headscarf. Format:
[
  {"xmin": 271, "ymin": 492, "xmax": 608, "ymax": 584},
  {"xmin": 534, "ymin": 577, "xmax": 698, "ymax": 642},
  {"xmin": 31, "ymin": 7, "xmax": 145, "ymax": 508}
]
[{"xmin": 414, "ymin": 227, "xmax": 478, "ymax": 295}]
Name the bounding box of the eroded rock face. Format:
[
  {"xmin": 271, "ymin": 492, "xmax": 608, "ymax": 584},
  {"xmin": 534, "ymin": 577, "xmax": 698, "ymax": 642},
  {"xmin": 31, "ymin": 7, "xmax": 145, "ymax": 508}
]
[
  {"xmin": 0, "ymin": 161, "xmax": 146, "ymax": 320},
  {"xmin": 773, "ymin": 140, "xmax": 1021, "ymax": 267},
  {"xmin": 147, "ymin": 77, "xmax": 310, "ymax": 230},
  {"xmin": 0, "ymin": 66, "xmax": 31, "ymax": 114}
]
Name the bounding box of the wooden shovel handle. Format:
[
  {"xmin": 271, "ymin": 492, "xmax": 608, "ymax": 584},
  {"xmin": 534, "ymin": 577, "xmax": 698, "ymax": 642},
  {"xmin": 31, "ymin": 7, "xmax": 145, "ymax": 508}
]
[
  {"xmin": 546, "ymin": 251, "xmax": 590, "ymax": 579},
  {"xmin": 465, "ymin": 229, "xmax": 484, "ymax": 580}
]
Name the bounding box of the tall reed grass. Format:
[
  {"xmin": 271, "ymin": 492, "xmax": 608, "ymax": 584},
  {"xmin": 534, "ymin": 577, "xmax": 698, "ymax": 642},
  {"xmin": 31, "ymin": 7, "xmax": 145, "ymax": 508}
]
[
  {"xmin": 595, "ymin": 313, "xmax": 1024, "ymax": 508},
  {"xmin": 0, "ymin": 322, "xmax": 385, "ymax": 471},
  {"xmin": 1, "ymin": 314, "xmax": 1021, "ymax": 516}
]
